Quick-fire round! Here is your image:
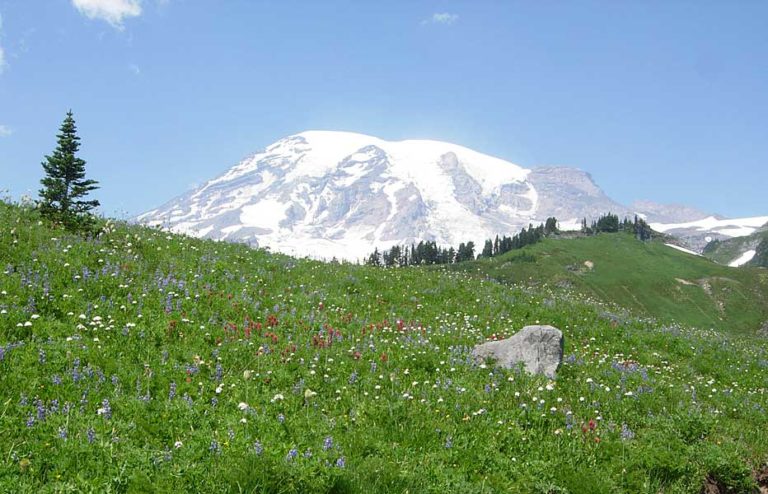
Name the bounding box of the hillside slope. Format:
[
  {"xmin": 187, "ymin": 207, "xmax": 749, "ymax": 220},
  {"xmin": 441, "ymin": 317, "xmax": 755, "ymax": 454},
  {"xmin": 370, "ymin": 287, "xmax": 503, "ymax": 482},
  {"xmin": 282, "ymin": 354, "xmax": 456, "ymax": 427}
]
[
  {"xmin": 3, "ymin": 202, "xmax": 768, "ymax": 493},
  {"xmin": 449, "ymin": 233, "xmax": 768, "ymax": 333},
  {"xmin": 703, "ymin": 226, "xmax": 768, "ymax": 268}
]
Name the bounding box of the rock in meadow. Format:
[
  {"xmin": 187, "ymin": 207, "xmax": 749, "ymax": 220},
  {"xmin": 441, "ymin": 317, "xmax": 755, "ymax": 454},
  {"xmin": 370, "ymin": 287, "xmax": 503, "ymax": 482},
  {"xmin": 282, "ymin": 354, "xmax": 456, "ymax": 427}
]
[{"xmin": 471, "ymin": 325, "xmax": 564, "ymax": 378}]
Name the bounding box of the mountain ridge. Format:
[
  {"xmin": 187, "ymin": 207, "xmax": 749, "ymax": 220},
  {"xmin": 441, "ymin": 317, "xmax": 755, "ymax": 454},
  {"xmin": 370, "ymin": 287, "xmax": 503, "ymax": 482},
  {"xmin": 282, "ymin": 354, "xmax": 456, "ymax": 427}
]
[{"xmin": 138, "ymin": 130, "xmax": 766, "ymax": 260}]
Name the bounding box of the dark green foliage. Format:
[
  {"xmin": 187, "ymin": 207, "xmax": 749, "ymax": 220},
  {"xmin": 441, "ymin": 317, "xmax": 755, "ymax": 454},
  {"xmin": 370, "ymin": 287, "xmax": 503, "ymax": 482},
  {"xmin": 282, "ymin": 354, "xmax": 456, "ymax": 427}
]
[
  {"xmin": 544, "ymin": 217, "xmax": 559, "ymax": 235},
  {"xmin": 581, "ymin": 213, "xmax": 652, "ymax": 241},
  {"xmin": 38, "ymin": 110, "xmax": 100, "ymax": 232},
  {"xmin": 367, "ymin": 218, "xmax": 557, "ymax": 267},
  {"xmin": 456, "ymin": 241, "xmax": 475, "ymax": 262},
  {"xmin": 595, "ymin": 213, "xmax": 619, "ymax": 233},
  {"xmin": 481, "ymin": 239, "xmax": 493, "ymax": 258},
  {"xmin": 749, "ymin": 239, "xmax": 768, "ymax": 267}
]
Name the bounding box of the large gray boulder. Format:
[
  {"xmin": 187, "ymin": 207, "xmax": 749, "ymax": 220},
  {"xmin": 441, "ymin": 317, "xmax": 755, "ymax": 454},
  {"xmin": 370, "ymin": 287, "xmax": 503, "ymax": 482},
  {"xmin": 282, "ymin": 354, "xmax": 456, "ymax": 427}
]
[{"xmin": 471, "ymin": 325, "xmax": 564, "ymax": 379}]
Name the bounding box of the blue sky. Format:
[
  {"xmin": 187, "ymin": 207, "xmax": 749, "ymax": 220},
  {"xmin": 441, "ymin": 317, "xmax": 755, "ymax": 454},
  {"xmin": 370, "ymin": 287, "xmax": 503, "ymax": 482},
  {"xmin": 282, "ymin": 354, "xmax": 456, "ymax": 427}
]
[{"xmin": 0, "ymin": 0, "xmax": 766, "ymax": 218}]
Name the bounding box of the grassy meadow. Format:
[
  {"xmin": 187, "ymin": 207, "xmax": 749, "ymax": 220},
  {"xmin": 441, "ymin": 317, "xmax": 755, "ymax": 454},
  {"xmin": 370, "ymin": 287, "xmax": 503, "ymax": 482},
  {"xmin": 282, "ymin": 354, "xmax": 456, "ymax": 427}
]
[
  {"xmin": 2, "ymin": 200, "xmax": 768, "ymax": 493},
  {"xmin": 449, "ymin": 233, "xmax": 768, "ymax": 334}
]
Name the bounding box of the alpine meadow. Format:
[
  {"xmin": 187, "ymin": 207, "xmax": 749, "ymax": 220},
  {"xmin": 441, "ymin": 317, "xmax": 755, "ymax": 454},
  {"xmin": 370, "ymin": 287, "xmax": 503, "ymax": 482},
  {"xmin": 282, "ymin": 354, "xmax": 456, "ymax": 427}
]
[{"xmin": 2, "ymin": 2, "xmax": 768, "ymax": 493}]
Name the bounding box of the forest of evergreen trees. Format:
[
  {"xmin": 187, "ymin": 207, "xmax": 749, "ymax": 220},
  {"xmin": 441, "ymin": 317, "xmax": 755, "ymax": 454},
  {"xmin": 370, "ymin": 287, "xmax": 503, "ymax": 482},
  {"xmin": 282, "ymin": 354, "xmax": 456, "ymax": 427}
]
[
  {"xmin": 365, "ymin": 217, "xmax": 558, "ymax": 267},
  {"xmin": 365, "ymin": 213, "xmax": 654, "ymax": 267},
  {"xmin": 580, "ymin": 213, "xmax": 653, "ymax": 241}
]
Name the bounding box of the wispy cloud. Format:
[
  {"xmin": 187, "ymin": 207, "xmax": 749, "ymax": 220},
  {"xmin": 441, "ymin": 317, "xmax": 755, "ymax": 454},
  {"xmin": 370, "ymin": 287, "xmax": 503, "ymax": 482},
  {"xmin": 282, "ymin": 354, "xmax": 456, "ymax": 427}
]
[
  {"xmin": 0, "ymin": 125, "xmax": 13, "ymax": 137},
  {"xmin": 129, "ymin": 63, "xmax": 140, "ymax": 75},
  {"xmin": 72, "ymin": 0, "xmax": 142, "ymax": 29},
  {"xmin": 422, "ymin": 12, "xmax": 459, "ymax": 26}
]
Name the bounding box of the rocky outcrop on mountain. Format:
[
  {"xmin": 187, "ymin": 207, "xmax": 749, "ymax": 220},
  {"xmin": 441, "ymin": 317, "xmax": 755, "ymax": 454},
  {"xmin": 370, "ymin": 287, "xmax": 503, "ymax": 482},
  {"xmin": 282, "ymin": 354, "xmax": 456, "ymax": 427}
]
[
  {"xmin": 527, "ymin": 167, "xmax": 631, "ymax": 221},
  {"xmin": 632, "ymin": 200, "xmax": 714, "ymax": 224}
]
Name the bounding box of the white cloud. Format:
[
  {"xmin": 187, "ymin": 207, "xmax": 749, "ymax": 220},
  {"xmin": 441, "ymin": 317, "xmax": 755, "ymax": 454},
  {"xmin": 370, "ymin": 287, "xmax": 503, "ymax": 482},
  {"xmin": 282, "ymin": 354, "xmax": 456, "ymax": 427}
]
[
  {"xmin": 0, "ymin": 125, "xmax": 13, "ymax": 137},
  {"xmin": 72, "ymin": 0, "xmax": 142, "ymax": 29},
  {"xmin": 423, "ymin": 12, "xmax": 459, "ymax": 26}
]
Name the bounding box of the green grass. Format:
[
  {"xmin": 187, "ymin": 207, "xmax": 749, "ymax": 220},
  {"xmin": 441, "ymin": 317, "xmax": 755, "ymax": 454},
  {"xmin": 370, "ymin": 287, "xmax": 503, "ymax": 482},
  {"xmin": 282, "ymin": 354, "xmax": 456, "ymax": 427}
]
[
  {"xmin": 448, "ymin": 233, "xmax": 768, "ymax": 334},
  {"xmin": 2, "ymin": 201, "xmax": 768, "ymax": 493}
]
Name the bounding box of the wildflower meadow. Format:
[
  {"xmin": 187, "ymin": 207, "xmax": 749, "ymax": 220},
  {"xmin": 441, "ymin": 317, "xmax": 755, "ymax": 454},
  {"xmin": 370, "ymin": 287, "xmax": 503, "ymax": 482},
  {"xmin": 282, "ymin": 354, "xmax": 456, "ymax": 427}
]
[{"xmin": 1, "ymin": 200, "xmax": 767, "ymax": 493}]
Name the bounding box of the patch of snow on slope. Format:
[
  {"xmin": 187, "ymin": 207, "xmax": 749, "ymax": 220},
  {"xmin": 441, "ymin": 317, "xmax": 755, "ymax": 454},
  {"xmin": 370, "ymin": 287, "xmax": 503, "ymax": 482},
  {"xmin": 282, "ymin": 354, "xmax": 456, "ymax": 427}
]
[
  {"xmin": 240, "ymin": 198, "xmax": 287, "ymax": 232},
  {"xmin": 665, "ymin": 243, "xmax": 702, "ymax": 256},
  {"xmin": 729, "ymin": 250, "xmax": 756, "ymax": 267}
]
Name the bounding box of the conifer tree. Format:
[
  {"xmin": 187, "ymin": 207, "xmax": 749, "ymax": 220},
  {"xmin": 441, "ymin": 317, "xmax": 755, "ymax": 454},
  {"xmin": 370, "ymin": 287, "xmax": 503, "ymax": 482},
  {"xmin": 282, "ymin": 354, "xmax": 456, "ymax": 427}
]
[
  {"xmin": 481, "ymin": 239, "xmax": 493, "ymax": 258},
  {"xmin": 39, "ymin": 110, "xmax": 100, "ymax": 231}
]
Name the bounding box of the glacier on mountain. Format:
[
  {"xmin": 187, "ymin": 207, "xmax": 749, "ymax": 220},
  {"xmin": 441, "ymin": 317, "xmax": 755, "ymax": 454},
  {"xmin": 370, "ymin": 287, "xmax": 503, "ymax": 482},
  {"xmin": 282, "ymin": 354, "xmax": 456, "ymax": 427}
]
[{"xmin": 137, "ymin": 130, "xmax": 766, "ymax": 260}]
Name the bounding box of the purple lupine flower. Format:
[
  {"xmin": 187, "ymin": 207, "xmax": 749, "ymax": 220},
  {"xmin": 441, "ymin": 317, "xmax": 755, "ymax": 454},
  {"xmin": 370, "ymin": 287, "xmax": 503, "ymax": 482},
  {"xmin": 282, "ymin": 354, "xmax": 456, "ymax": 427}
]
[
  {"xmin": 209, "ymin": 440, "xmax": 220, "ymax": 454},
  {"xmin": 277, "ymin": 413, "xmax": 285, "ymax": 424},
  {"xmin": 169, "ymin": 382, "xmax": 177, "ymax": 400},
  {"xmin": 26, "ymin": 415, "xmax": 35, "ymax": 427},
  {"xmin": 620, "ymin": 423, "xmax": 635, "ymax": 441},
  {"xmin": 211, "ymin": 397, "xmax": 218, "ymax": 407},
  {"xmin": 35, "ymin": 399, "xmax": 46, "ymax": 421},
  {"xmin": 303, "ymin": 449, "xmax": 313, "ymax": 458},
  {"xmin": 444, "ymin": 436, "xmax": 453, "ymax": 449},
  {"xmin": 323, "ymin": 436, "xmax": 333, "ymax": 451},
  {"xmin": 111, "ymin": 375, "xmax": 119, "ymax": 387},
  {"xmin": 348, "ymin": 371, "xmax": 358, "ymax": 385},
  {"xmin": 38, "ymin": 349, "xmax": 46, "ymax": 364},
  {"xmin": 52, "ymin": 374, "xmax": 62, "ymax": 385},
  {"xmin": 285, "ymin": 448, "xmax": 298, "ymax": 461},
  {"xmin": 87, "ymin": 427, "xmax": 96, "ymax": 444},
  {"xmin": 58, "ymin": 427, "xmax": 68, "ymax": 440},
  {"xmin": 335, "ymin": 457, "xmax": 346, "ymax": 468},
  {"xmin": 253, "ymin": 441, "xmax": 263, "ymax": 455},
  {"xmin": 99, "ymin": 399, "xmax": 112, "ymax": 419},
  {"xmin": 215, "ymin": 362, "xmax": 223, "ymax": 382},
  {"xmin": 228, "ymin": 429, "xmax": 235, "ymax": 441},
  {"xmin": 49, "ymin": 399, "xmax": 59, "ymax": 414},
  {"xmin": 79, "ymin": 392, "xmax": 89, "ymax": 413}
]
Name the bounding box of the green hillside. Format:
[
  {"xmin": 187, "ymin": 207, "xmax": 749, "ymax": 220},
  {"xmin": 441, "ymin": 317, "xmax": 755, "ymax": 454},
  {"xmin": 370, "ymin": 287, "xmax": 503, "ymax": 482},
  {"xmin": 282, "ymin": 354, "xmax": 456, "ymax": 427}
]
[
  {"xmin": 703, "ymin": 228, "xmax": 768, "ymax": 268},
  {"xmin": 3, "ymin": 201, "xmax": 768, "ymax": 493},
  {"xmin": 448, "ymin": 233, "xmax": 768, "ymax": 334}
]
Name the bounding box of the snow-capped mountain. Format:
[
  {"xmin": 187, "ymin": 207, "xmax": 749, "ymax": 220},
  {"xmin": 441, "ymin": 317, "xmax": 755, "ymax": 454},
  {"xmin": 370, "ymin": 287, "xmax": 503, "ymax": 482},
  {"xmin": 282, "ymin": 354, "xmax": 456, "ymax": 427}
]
[{"xmin": 137, "ymin": 130, "xmax": 767, "ymax": 260}]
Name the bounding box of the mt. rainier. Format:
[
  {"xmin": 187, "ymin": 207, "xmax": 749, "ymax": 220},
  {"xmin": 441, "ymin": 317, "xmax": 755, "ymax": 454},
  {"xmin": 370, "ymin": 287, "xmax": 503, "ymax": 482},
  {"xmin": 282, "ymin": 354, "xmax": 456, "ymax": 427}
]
[{"xmin": 137, "ymin": 131, "xmax": 761, "ymax": 260}]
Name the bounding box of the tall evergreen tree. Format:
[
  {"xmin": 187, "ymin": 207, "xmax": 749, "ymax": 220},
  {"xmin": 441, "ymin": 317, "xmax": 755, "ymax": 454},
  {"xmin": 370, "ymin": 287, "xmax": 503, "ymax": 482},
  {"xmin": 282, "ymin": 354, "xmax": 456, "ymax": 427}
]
[
  {"xmin": 39, "ymin": 110, "xmax": 100, "ymax": 231},
  {"xmin": 481, "ymin": 239, "xmax": 493, "ymax": 258}
]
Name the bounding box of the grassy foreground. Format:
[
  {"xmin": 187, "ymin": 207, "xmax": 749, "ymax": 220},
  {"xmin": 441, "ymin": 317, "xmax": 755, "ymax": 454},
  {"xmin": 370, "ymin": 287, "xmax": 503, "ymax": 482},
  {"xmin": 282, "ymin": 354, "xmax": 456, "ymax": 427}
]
[{"xmin": 2, "ymin": 201, "xmax": 768, "ymax": 493}]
